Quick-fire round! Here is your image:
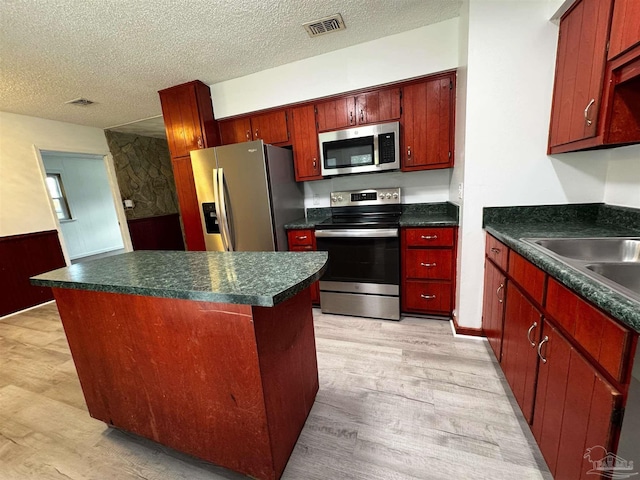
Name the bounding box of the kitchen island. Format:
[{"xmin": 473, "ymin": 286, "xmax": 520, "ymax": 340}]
[{"xmin": 31, "ymin": 250, "xmax": 328, "ymax": 480}]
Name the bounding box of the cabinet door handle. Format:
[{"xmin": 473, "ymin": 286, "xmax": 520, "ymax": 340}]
[
  {"xmin": 245, "ymin": 130, "xmax": 251, "ymax": 140},
  {"xmin": 527, "ymin": 321, "xmax": 538, "ymax": 347},
  {"xmin": 496, "ymin": 283, "xmax": 504, "ymax": 303},
  {"xmin": 420, "ymin": 294, "xmax": 436, "ymax": 300},
  {"xmin": 312, "ymin": 158, "xmax": 317, "ymax": 169},
  {"xmin": 490, "ymin": 247, "xmax": 501, "ymax": 254},
  {"xmin": 360, "ymin": 109, "xmax": 364, "ymax": 122},
  {"xmin": 255, "ymin": 129, "xmax": 259, "ymax": 139},
  {"xmin": 584, "ymin": 98, "xmax": 595, "ymax": 127},
  {"xmin": 349, "ymin": 111, "xmax": 354, "ymax": 125},
  {"xmin": 537, "ymin": 336, "xmax": 549, "ymax": 364},
  {"xmin": 420, "ymin": 262, "xmax": 436, "ymax": 267},
  {"xmin": 407, "ymin": 146, "xmax": 412, "ymax": 160},
  {"xmin": 420, "ymin": 235, "xmax": 438, "ymax": 240},
  {"xmin": 296, "ymin": 235, "xmax": 308, "ymax": 240},
  {"xmin": 197, "ymin": 136, "xmax": 203, "ymax": 149}
]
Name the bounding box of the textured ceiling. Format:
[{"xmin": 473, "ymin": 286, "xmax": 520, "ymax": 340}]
[{"xmin": 0, "ymin": 0, "xmax": 461, "ymax": 136}]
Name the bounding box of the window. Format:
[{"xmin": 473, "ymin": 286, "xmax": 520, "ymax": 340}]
[{"xmin": 45, "ymin": 173, "xmax": 72, "ymax": 220}]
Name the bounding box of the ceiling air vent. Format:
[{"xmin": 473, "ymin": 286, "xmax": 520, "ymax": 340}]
[
  {"xmin": 65, "ymin": 98, "xmax": 95, "ymax": 107},
  {"xmin": 303, "ymin": 14, "xmax": 346, "ymax": 38}
]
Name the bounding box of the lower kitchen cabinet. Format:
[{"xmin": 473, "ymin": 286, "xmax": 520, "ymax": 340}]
[
  {"xmin": 532, "ymin": 320, "xmax": 623, "ymax": 479},
  {"xmin": 401, "ymin": 227, "xmax": 457, "ymax": 316},
  {"xmin": 287, "ymin": 229, "xmax": 320, "ymax": 304},
  {"xmin": 501, "ymin": 283, "xmax": 542, "ymax": 423},
  {"xmin": 482, "ymin": 254, "xmax": 507, "ymax": 361}
]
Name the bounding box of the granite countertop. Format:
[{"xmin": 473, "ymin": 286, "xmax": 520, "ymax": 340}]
[
  {"xmin": 285, "ymin": 202, "xmax": 460, "ymax": 229},
  {"xmin": 484, "ymin": 204, "xmax": 640, "ymax": 333},
  {"xmin": 31, "ymin": 251, "xmax": 328, "ymax": 307}
]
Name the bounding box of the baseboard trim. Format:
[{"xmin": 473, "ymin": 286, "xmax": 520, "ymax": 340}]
[
  {"xmin": 0, "ymin": 300, "xmax": 55, "ymax": 320},
  {"xmin": 451, "ymin": 316, "xmax": 484, "ymax": 338}
]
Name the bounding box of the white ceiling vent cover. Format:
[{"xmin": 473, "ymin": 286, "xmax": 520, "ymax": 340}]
[
  {"xmin": 65, "ymin": 98, "xmax": 95, "ymax": 107},
  {"xmin": 303, "ymin": 14, "xmax": 346, "ymax": 38}
]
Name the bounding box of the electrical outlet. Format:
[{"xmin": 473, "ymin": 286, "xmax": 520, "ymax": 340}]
[
  {"xmin": 457, "ymin": 183, "xmax": 463, "ymax": 200},
  {"xmin": 313, "ymin": 194, "xmax": 320, "ymax": 205}
]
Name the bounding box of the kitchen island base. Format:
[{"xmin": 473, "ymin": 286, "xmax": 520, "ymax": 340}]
[{"xmin": 52, "ymin": 287, "xmax": 319, "ymax": 480}]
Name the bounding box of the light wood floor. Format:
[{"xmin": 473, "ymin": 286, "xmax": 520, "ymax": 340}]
[{"xmin": 0, "ymin": 303, "xmax": 552, "ymax": 479}]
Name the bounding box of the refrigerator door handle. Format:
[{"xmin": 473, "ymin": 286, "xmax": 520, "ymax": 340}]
[
  {"xmin": 212, "ymin": 168, "xmax": 229, "ymax": 251},
  {"xmin": 217, "ymin": 168, "xmax": 234, "ymax": 251}
]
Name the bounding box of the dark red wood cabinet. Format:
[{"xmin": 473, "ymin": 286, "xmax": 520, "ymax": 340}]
[
  {"xmin": 482, "ymin": 258, "xmax": 507, "ymax": 361},
  {"xmin": 158, "ymin": 80, "xmax": 220, "ymax": 251},
  {"xmin": 287, "ymin": 229, "xmax": 320, "ymax": 304},
  {"xmin": 548, "ymin": 0, "xmax": 640, "ymax": 153},
  {"xmin": 290, "ymin": 105, "xmax": 322, "ymax": 182},
  {"xmin": 401, "ymin": 73, "xmax": 455, "ymax": 171},
  {"xmin": 315, "ymin": 87, "xmax": 401, "ymax": 132},
  {"xmin": 219, "ymin": 110, "xmax": 289, "ymax": 146},
  {"xmin": 401, "ymin": 227, "xmax": 457, "ymax": 316},
  {"xmin": 501, "ymin": 283, "xmax": 542, "ymax": 424},
  {"xmin": 532, "ymin": 320, "xmax": 622, "ymax": 479}
]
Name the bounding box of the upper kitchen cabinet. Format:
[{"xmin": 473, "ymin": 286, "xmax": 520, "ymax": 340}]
[
  {"xmin": 290, "ymin": 105, "xmax": 322, "ymax": 182},
  {"xmin": 219, "ymin": 110, "xmax": 289, "ymax": 145},
  {"xmin": 315, "ymin": 87, "xmax": 401, "ymax": 132},
  {"xmin": 548, "ymin": 0, "xmax": 640, "ymax": 153},
  {"xmin": 608, "ymin": 0, "xmax": 640, "ymax": 60},
  {"xmin": 401, "ymin": 72, "xmax": 455, "ymax": 171},
  {"xmin": 158, "ymin": 80, "xmax": 220, "ymax": 159}
]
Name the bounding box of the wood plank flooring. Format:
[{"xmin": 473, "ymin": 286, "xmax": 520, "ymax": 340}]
[{"xmin": 0, "ymin": 303, "xmax": 552, "ymax": 479}]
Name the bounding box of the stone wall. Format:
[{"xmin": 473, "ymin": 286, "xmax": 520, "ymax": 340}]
[{"xmin": 105, "ymin": 131, "xmax": 179, "ymax": 220}]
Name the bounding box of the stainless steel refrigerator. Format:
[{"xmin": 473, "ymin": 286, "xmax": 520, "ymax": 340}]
[{"xmin": 190, "ymin": 140, "xmax": 304, "ymax": 252}]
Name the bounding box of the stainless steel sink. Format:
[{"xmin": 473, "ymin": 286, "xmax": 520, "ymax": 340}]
[
  {"xmin": 586, "ymin": 263, "xmax": 640, "ymax": 296},
  {"xmin": 522, "ymin": 237, "xmax": 640, "ymax": 303},
  {"xmin": 532, "ymin": 237, "xmax": 640, "ymax": 263}
]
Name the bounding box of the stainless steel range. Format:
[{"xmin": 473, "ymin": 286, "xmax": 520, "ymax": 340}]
[{"xmin": 315, "ymin": 188, "xmax": 401, "ymax": 321}]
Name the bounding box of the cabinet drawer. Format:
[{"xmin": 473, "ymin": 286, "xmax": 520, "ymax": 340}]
[
  {"xmin": 404, "ymin": 228, "xmax": 454, "ymax": 247},
  {"xmin": 485, "ymin": 234, "xmax": 509, "ymax": 270},
  {"xmin": 508, "ymin": 251, "xmax": 546, "ymax": 306},
  {"xmin": 403, "ymin": 281, "xmax": 452, "ymax": 314},
  {"xmin": 546, "ymin": 278, "xmax": 632, "ymax": 382},
  {"xmin": 404, "ymin": 249, "xmax": 453, "ymax": 280},
  {"xmin": 287, "ymin": 229, "xmax": 314, "ymax": 247},
  {"xmin": 290, "ymin": 245, "xmax": 314, "ymax": 252}
]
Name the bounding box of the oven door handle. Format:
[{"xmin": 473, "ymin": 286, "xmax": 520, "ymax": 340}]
[{"xmin": 315, "ymin": 228, "xmax": 398, "ymax": 238}]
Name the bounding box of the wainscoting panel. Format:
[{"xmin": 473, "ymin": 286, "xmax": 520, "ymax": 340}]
[
  {"xmin": 0, "ymin": 230, "xmax": 66, "ymax": 317},
  {"xmin": 127, "ymin": 213, "xmax": 185, "ymax": 251}
]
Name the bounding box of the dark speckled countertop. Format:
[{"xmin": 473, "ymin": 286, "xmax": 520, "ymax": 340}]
[
  {"xmin": 285, "ymin": 202, "xmax": 460, "ymax": 229},
  {"xmin": 31, "ymin": 251, "xmax": 328, "ymax": 307},
  {"xmin": 484, "ymin": 204, "xmax": 640, "ymax": 333}
]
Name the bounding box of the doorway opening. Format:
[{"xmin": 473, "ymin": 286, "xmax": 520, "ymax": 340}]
[{"xmin": 41, "ymin": 150, "xmax": 126, "ymax": 263}]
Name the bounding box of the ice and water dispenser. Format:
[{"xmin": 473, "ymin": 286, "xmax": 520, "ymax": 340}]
[{"xmin": 202, "ymin": 202, "xmax": 220, "ymax": 234}]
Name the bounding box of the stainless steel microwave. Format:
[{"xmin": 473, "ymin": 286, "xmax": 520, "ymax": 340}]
[{"xmin": 318, "ymin": 121, "xmax": 400, "ymax": 177}]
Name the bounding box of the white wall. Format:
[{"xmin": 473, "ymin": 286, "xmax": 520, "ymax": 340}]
[
  {"xmin": 211, "ymin": 19, "xmax": 459, "ymax": 119},
  {"xmin": 604, "ymin": 146, "xmax": 640, "ymax": 208},
  {"xmin": 42, "ymin": 151, "xmax": 124, "ymax": 259},
  {"xmin": 454, "ymin": 0, "xmax": 613, "ymax": 329},
  {"xmin": 0, "ymin": 111, "xmax": 112, "ymax": 236}
]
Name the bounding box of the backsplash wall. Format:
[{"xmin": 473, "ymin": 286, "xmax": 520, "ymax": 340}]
[{"xmin": 105, "ymin": 131, "xmax": 179, "ymax": 220}]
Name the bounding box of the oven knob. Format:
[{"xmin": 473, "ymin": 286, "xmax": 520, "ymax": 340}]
[
  {"xmin": 337, "ymin": 195, "xmax": 343, "ymax": 202},
  {"xmin": 386, "ymin": 193, "xmax": 392, "ymax": 199},
  {"xmin": 331, "ymin": 196, "xmax": 337, "ymax": 202},
  {"xmin": 379, "ymin": 193, "xmax": 385, "ymax": 199},
  {"xmin": 392, "ymin": 193, "xmax": 399, "ymax": 199}
]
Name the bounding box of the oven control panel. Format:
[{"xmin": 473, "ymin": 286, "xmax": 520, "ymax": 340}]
[{"xmin": 330, "ymin": 188, "xmax": 401, "ymax": 207}]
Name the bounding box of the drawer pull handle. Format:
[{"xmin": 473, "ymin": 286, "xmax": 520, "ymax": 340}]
[
  {"xmin": 527, "ymin": 321, "xmax": 538, "ymax": 347},
  {"xmin": 420, "ymin": 294, "xmax": 436, "ymax": 300},
  {"xmin": 421, "ymin": 235, "xmax": 438, "ymax": 240},
  {"xmin": 490, "ymin": 247, "xmax": 500, "ymax": 254},
  {"xmin": 296, "ymin": 235, "xmax": 308, "ymax": 240},
  {"xmin": 537, "ymin": 336, "xmax": 549, "ymax": 364},
  {"xmin": 420, "ymin": 262, "xmax": 437, "ymax": 267},
  {"xmin": 496, "ymin": 283, "xmax": 504, "ymax": 303}
]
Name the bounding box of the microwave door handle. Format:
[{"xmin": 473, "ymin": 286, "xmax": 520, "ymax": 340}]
[
  {"xmin": 212, "ymin": 169, "xmax": 228, "ymax": 251},
  {"xmin": 217, "ymin": 168, "xmax": 234, "ymax": 251}
]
